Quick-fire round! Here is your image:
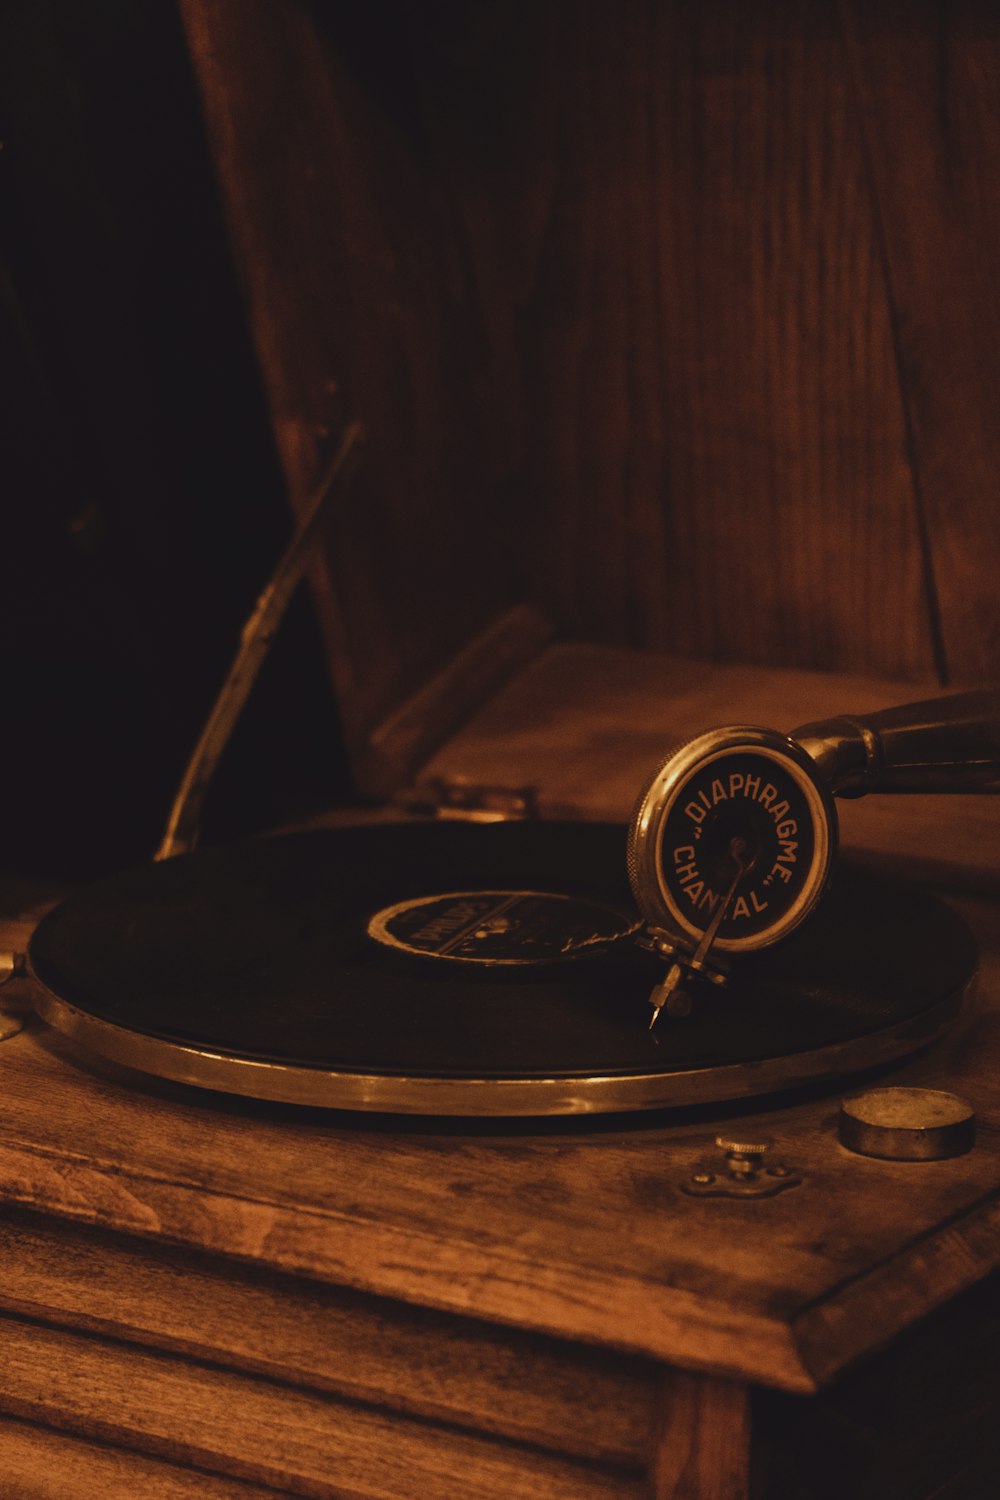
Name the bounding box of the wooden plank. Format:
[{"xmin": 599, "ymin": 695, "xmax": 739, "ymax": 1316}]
[
  {"xmin": 0, "ymin": 1412, "xmax": 281, "ymax": 1500},
  {"xmin": 0, "ymin": 1313, "xmax": 642, "ymax": 1500},
  {"xmin": 408, "ymin": 1, "xmax": 936, "ymax": 680},
  {"xmin": 650, "ymin": 1372, "xmax": 751, "ymax": 1500},
  {"xmin": 843, "ymin": 0, "xmax": 1000, "ymax": 684},
  {"xmin": 0, "ymin": 1210, "xmax": 655, "ymax": 1468}
]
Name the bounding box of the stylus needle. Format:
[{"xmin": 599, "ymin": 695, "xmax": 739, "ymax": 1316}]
[
  {"xmin": 648, "ymin": 839, "xmax": 748, "ymax": 1031},
  {"xmin": 646, "ymin": 958, "xmax": 687, "ymax": 1029}
]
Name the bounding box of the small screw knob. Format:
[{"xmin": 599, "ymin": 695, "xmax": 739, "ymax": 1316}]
[
  {"xmin": 715, "ymin": 1137, "xmax": 769, "ymax": 1179},
  {"xmin": 715, "ymin": 1136, "xmax": 768, "ymax": 1157}
]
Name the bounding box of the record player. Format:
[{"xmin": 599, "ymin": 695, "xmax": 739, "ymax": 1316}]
[
  {"xmin": 3, "ymin": 439, "xmax": 1000, "ymax": 1495},
  {"xmin": 2, "ymin": 285, "xmax": 1000, "ymax": 1500},
  {"xmin": 4, "ymin": 634, "xmax": 1000, "ymax": 1498},
  {"xmin": 10, "ymin": 713, "xmax": 987, "ymax": 1119},
  {"xmin": 11, "ymin": 431, "xmax": 996, "ymax": 1122},
  {"xmin": 5, "ymin": 2, "xmax": 1000, "ymax": 1494}
]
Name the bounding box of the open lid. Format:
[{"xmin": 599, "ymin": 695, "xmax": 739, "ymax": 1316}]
[{"xmin": 179, "ymin": 2, "xmax": 1000, "ymax": 823}]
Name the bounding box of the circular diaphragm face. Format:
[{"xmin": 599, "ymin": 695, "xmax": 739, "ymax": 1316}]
[{"xmin": 627, "ymin": 727, "xmax": 837, "ymax": 954}]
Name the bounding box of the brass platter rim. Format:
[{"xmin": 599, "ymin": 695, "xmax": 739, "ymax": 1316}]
[{"xmin": 30, "ymin": 977, "xmax": 966, "ymax": 1117}]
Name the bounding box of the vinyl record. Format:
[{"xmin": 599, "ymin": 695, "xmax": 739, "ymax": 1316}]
[{"xmin": 28, "ymin": 821, "xmax": 976, "ymax": 1114}]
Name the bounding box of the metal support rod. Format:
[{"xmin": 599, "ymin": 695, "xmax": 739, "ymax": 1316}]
[
  {"xmin": 155, "ymin": 420, "xmax": 365, "ymax": 861},
  {"xmin": 792, "ymin": 690, "xmax": 1000, "ymax": 796}
]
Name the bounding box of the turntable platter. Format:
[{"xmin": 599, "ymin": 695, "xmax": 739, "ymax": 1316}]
[{"xmin": 28, "ymin": 822, "xmax": 976, "ymax": 1114}]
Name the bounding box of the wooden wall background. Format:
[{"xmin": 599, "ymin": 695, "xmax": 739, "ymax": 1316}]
[{"xmin": 181, "ymin": 0, "xmax": 1000, "ymax": 791}]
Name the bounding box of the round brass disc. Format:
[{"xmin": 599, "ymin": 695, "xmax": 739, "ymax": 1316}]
[
  {"xmin": 838, "ymin": 1087, "xmax": 976, "ymax": 1160},
  {"xmin": 28, "ymin": 823, "xmax": 976, "ymax": 1116}
]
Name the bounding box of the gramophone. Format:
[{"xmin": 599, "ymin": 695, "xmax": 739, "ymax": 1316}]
[{"xmin": 15, "ymin": 432, "xmax": 1000, "ymax": 1115}]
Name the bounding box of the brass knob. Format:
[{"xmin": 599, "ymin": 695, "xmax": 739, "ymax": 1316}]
[{"xmin": 715, "ymin": 1137, "xmax": 769, "ymax": 1178}]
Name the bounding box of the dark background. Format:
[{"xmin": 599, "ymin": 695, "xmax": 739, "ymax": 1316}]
[{"xmin": 1, "ymin": 0, "xmax": 349, "ymax": 878}]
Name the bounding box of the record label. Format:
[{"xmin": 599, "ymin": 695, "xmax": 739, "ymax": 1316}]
[{"xmin": 366, "ymin": 889, "xmax": 640, "ymax": 964}]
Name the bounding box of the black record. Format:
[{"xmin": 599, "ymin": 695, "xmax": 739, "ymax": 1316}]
[{"xmin": 28, "ymin": 821, "xmax": 976, "ymax": 1115}]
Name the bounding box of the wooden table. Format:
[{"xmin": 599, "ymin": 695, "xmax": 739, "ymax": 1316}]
[{"xmin": 2, "ymin": 661, "xmax": 1000, "ymax": 1498}]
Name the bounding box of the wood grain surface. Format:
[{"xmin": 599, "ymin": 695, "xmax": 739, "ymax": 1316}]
[
  {"xmin": 651, "ymin": 1372, "xmax": 751, "ymax": 1500},
  {"xmin": 0, "ymin": 1210, "xmax": 655, "ymax": 1468},
  {"xmin": 0, "ymin": 1411, "xmax": 282, "ymax": 1499},
  {"xmin": 180, "ymin": 0, "xmax": 1000, "ymax": 802},
  {"xmin": 843, "ymin": 0, "xmax": 1000, "ymax": 685},
  {"xmin": 0, "ymin": 1312, "xmax": 640, "ymax": 1500},
  {"xmin": 421, "ymin": 0, "xmax": 935, "ymax": 678}
]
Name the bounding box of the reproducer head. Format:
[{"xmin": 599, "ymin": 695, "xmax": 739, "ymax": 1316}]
[
  {"xmin": 627, "ymin": 725, "xmax": 837, "ymax": 961},
  {"xmin": 627, "ymin": 690, "xmax": 1000, "ymax": 1027}
]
